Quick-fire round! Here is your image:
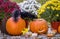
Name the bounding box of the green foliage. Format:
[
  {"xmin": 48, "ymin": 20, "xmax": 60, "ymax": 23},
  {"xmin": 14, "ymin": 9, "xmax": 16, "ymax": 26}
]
[
  {"xmin": 40, "ymin": 8, "xmax": 60, "ymax": 22},
  {"xmin": 0, "ymin": 12, "xmax": 4, "ymax": 20},
  {"xmin": 11, "ymin": 0, "xmax": 49, "ymax": 4},
  {"xmin": 11, "ymin": 0, "xmax": 23, "ymax": 3},
  {"xmin": 0, "ymin": 12, "xmax": 11, "ymax": 20},
  {"xmin": 37, "ymin": 0, "xmax": 49, "ymax": 5}
]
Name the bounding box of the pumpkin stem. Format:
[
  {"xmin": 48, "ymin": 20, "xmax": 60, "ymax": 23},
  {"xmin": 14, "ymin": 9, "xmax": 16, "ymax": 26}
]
[{"xmin": 13, "ymin": 10, "xmax": 20, "ymax": 22}]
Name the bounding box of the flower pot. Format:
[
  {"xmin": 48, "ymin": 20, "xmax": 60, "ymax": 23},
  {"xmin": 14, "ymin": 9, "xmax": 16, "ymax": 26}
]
[{"xmin": 51, "ymin": 21, "xmax": 60, "ymax": 31}]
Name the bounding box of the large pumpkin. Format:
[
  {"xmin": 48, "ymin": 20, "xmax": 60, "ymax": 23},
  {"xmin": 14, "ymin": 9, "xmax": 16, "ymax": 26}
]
[
  {"xmin": 29, "ymin": 19, "xmax": 48, "ymax": 34},
  {"xmin": 6, "ymin": 17, "xmax": 26, "ymax": 35}
]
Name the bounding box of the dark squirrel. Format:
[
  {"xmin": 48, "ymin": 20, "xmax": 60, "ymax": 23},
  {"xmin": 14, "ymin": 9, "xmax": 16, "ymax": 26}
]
[{"xmin": 13, "ymin": 10, "xmax": 37, "ymax": 22}]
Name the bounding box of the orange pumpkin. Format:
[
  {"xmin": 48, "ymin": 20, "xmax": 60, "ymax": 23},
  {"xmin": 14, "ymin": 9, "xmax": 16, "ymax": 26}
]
[
  {"xmin": 58, "ymin": 25, "xmax": 60, "ymax": 33},
  {"xmin": 29, "ymin": 19, "xmax": 48, "ymax": 34},
  {"xmin": 47, "ymin": 29, "xmax": 57, "ymax": 37},
  {"xmin": 6, "ymin": 17, "xmax": 26, "ymax": 35}
]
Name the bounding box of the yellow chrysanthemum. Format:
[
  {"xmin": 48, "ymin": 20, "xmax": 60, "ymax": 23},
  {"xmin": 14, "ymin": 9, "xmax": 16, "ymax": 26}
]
[
  {"xmin": 47, "ymin": 6, "xmax": 50, "ymax": 9},
  {"xmin": 37, "ymin": 0, "xmax": 60, "ymax": 18},
  {"xmin": 22, "ymin": 28, "xmax": 28, "ymax": 35},
  {"xmin": 37, "ymin": 9, "xmax": 45, "ymax": 14},
  {"xmin": 51, "ymin": 6, "xmax": 56, "ymax": 10},
  {"xmin": 56, "ymin": 7, "xmax": 60, "ymax": 10},
  {"xmin": 50, "ymin": 0, "xmax": 58, "ymax": 2},
  {"xmin": 58, "ymin": 5, "xmax": 60, "ymax": 7}
]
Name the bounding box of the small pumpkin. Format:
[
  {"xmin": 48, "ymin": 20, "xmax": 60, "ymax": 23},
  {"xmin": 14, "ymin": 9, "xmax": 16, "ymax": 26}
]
[
  {"xmin": 47, "ymin": 34, "xmax": 53, "ymax": 37},
  {"xmin": 58, "ymin": 25, "xmax": 60, "ymax": 33},
  {"xmin": 29, "ymin": 19, "xmax": 48, "ymax": 34},
  {"xmin": 6, "ymin": 17, "xmax": 26, "ymax": 35},
  {"xmin": 47, "ymin": 29, "xmax": 57, "ymax": 37}
]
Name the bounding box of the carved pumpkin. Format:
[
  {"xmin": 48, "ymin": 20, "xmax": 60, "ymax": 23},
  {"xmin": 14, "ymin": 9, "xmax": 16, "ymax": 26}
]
[
  {"xmin": 29, "ymin": 19, "xmax": 48, "ymax": 34},
  {"xmin": 6, "ymin": 17, "xmax": 26, "ymax": 35}
]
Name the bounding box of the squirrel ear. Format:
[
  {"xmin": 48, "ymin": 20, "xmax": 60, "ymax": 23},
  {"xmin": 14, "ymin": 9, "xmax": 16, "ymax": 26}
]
[{"xmin": 12, "ymin": 9, "xmax": 21, "ymax": 22}]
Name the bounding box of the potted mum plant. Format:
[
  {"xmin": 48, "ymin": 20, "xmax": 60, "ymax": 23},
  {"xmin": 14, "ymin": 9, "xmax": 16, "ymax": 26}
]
[
  {"xmin": 0, "ymin": 0, "xmax": 19, "ymax": 34},
  {"xmin": 37, "ymin": 0, "xmax": 60, "ymax": 30}
]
